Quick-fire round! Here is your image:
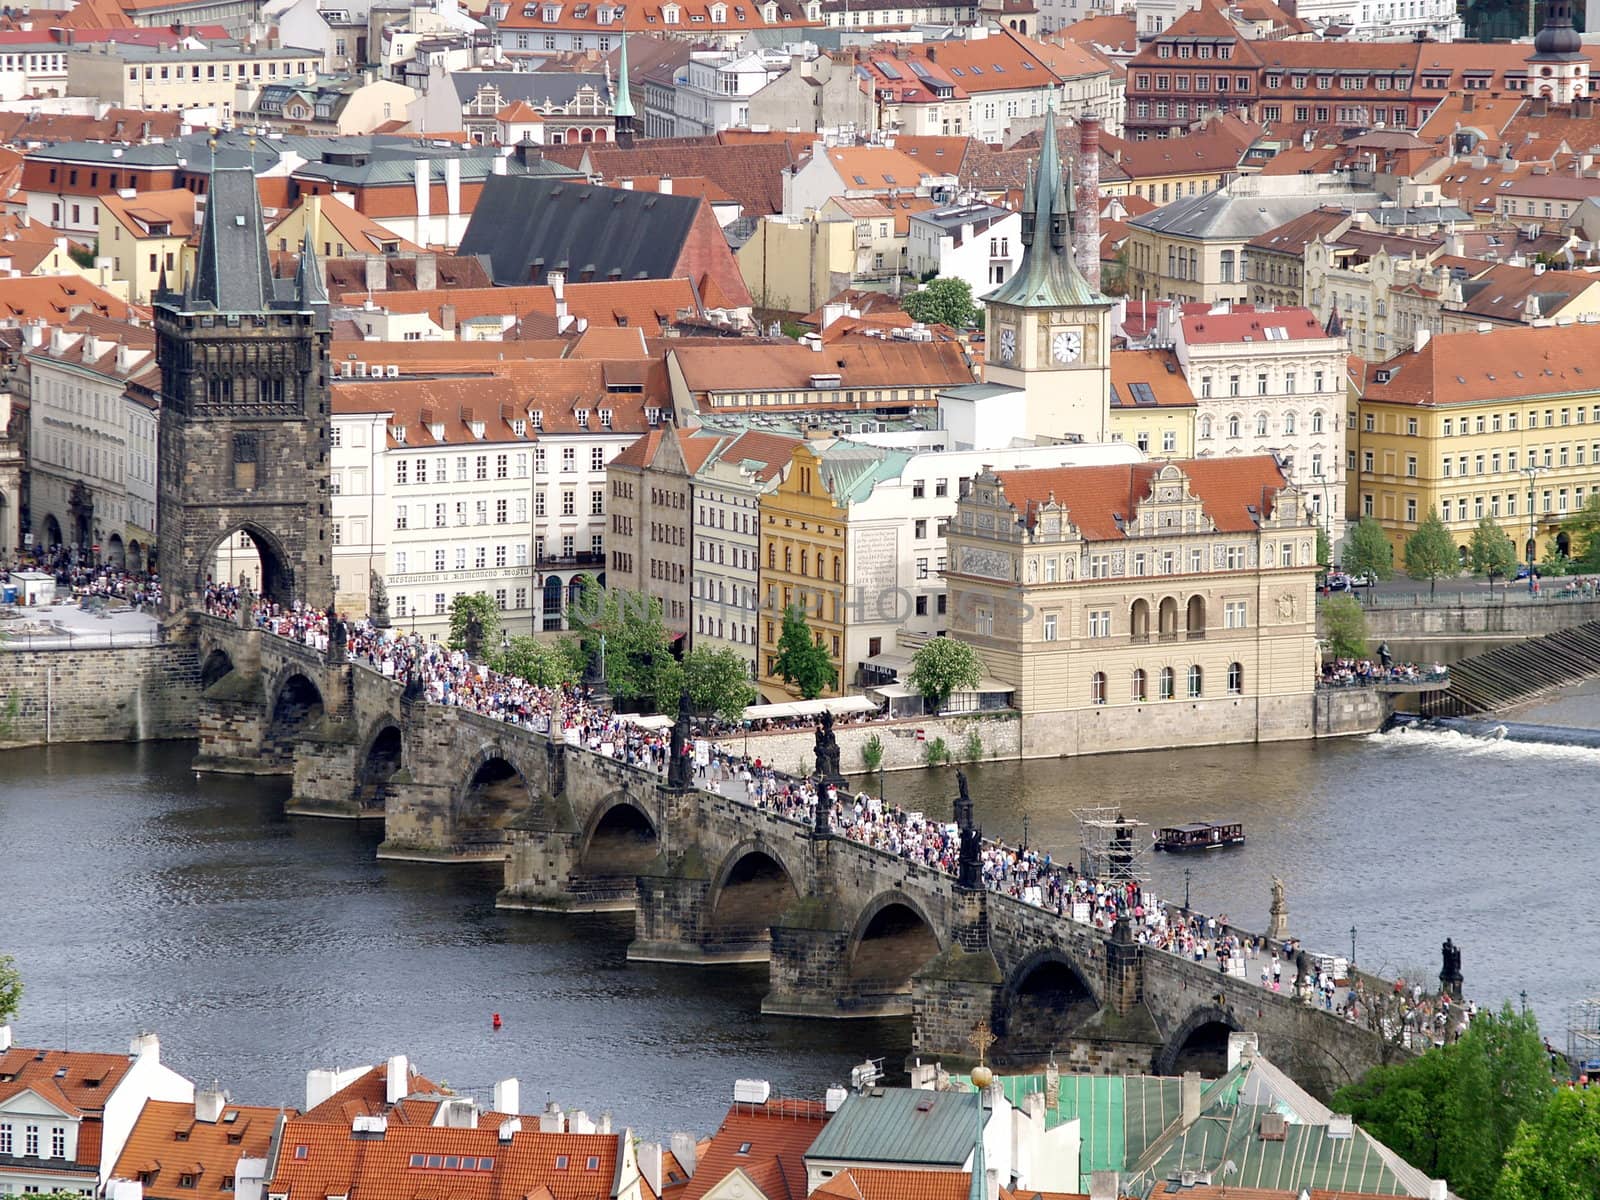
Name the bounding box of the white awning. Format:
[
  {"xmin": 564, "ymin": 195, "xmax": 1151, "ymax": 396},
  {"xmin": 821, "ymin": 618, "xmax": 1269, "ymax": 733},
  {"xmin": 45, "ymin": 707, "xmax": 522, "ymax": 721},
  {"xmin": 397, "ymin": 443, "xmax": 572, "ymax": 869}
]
[
  {"xmin": 968, "ymin": 677, "xmax": 1016, "ymax": 694},
  {"xmin": 868, "ymin": 683, "xmax": 919, "ymax": 699},
  {"xmin": 616, "ymin": 712, "xmax": 675, "ymax": 730},
  {"xmin": 742, "ymin": 696, "xmax": 879, "ymax": 721}
]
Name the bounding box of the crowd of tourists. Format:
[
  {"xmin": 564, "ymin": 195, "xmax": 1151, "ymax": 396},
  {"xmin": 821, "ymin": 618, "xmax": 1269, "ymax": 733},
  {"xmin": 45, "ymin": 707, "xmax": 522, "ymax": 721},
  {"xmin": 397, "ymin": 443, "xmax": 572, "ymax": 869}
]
[
  {"xmin": 1, "ymin": 557, "xmax": 162, "ymax": 611},
  {"xmin": 1319, "ymin": 658, "xmax": 1449, "ymax": 687},
  {"xmin": 211, "ymin": 590, "xmax": 1462, "ymax": 1019}
]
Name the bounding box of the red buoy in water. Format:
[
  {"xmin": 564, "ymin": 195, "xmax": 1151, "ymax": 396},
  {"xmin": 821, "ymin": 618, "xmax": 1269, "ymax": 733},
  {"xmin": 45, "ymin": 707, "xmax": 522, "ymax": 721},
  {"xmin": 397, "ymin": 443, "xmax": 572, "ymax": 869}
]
[{"xmin": 492, "ymin": 1013, "xmax": 502, "ymax": 1029}]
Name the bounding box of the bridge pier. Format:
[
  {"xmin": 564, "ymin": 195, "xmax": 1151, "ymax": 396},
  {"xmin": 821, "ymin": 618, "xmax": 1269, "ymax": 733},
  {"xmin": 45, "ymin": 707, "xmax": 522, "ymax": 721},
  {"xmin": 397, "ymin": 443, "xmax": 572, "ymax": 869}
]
[
  {"xmin": 193, "ymin": 627, "xmax": 273, "ymax": 773},
  {"xmin": 288, "ymin": 737, "xmax": 365, "ymax": 817},
  {"xmin": 911, "ymin": 888, "xmax": 1004, "ymax": 1062}
]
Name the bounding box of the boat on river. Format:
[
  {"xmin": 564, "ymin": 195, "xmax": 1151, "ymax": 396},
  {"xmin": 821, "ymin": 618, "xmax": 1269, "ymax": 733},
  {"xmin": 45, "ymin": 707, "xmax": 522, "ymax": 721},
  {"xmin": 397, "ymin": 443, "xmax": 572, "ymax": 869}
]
[{"xmin": 1153, "ymin": 821, "xmax": 1245, "ymax": 852}]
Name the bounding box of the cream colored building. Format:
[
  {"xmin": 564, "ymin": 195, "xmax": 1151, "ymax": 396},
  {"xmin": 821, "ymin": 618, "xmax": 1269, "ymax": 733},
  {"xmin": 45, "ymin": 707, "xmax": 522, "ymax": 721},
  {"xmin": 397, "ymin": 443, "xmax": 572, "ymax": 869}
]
[
  {"xmin": 67, "ymin": 42, "xmax": 320, "ymax": 118},
  {"xmin": 98, "ymin": 189, "xmax": 198, "ymax": 305},
  {"xmin": 736, "ymin": 212, "xmax": 855, "ymax": 316},
  {"xmin": 946, "ymin": 455, "xmax": 1319, "ymax": 758}
]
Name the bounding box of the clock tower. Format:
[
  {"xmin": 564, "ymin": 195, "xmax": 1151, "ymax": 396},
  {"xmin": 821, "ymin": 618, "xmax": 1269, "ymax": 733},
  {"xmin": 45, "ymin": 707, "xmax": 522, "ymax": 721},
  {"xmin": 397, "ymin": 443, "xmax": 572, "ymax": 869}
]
[{"xmin": 983, "ymin": 107, "xmax": 1112, "ymax": 443}]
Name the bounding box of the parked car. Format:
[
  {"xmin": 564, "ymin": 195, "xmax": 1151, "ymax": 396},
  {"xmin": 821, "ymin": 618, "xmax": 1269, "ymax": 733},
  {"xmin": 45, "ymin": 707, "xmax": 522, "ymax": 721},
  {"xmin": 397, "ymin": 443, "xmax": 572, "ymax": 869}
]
[
  {"xmin": 1348, "ymin": 571, "xmax": 1377, "ymax": 588},
  {"xmin": 1514, "ymin": 565, "xmax": 1543, "ymax": 580},
  {"xmin": 1325, "ymin": 572, "xmax": 1353, "ymax": 592}
]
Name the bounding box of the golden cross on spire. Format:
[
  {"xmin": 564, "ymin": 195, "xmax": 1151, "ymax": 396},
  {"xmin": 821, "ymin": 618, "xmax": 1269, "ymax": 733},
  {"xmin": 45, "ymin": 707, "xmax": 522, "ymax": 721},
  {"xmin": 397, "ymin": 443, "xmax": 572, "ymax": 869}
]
[{"xmin": 967, "ymin": 1020, "xmax": 996, "ymax": 1067}]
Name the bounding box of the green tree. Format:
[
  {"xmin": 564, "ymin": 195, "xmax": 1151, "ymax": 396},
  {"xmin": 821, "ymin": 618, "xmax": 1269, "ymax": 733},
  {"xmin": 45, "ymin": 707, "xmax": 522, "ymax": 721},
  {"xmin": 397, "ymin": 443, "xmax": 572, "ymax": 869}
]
[
  {"xmin": 924, "ymin": 736, "xmax": 950, "ymax": 766},
  {"xmin": 1334, "ymin": 1004, "xmax": 1552, "ymax": 1200},
  {"xmin": 902, "ymin": 277, "xmax": 977, "ymax": 328},
  {"xmin": 960, "ymin": 727, "xmax": 985, "ymax": 762},
  {"xmin": 0, "ymin": 954, "xmax": 20, "ymax": 1025},
  {"xmin": 861, "ymin": 733, "xmax": 885, "ymax": 773},
  {"xmin": 1469, "ymin": 517, "xmax": 1520, "ymax": 589},
  {"xmin": 774, "ymin": 604, "xmax": 835, "ymax": 699},
  {"xmin": 448, "ymin": 592, "xmax": 499, "ymax": 658},
  {"xmin": 1322, "ymin": 595, "xmax": 1369, "ymax": 659},
  {"xmin": 906, "ymin": 637, "xmax": 983, "ymax": 712},
  {"xmin": 1404, "ymin": 507, "xmax": 1459, "ymax": 599},
  {"xmin": 566, "ymin": 585, "xmax": 675, "ymax": 703},
  {"xmin": 495, "ymin": 635, "xmax": 585, "ymax": 690},
  {"xmin": 1493, "ymin": 1086, "xmax": 1600, "ymax": 1200},
  {"xmin": 1315, "ymin": 527, "xmax": 1332, "ymax": 577},
  {"xmin": 681, "ymin": 645, "xmax": 758, "ymax": 725},
  {"xmin": 1556, "ymin": 493, "xmax": 1600, "ymax": 571},
  {"xmin": 1343, "ymin": 515, "xmax": 1396, "ymax": 581}
]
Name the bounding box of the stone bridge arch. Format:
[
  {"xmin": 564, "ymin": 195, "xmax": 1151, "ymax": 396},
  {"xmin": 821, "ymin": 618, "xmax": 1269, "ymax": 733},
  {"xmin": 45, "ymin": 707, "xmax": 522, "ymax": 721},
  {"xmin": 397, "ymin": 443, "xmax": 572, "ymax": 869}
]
[
  {"xmin": 1156, "ymin": 1003, "xmax": 1241, "ymax": 1078},
  {"xmin": 263, "ymin": 669, "xmax": 325, "ymax": 766},
  {"xmin": 200, "ymin": 645, "xmax": 236, "ymax": 690},
  {"xmin": 846, "ymin": 890, "xmax": 944, "ymax": 1008},
  {"xmin": 578, "ymin": 793, "xmax": 660, "ymax": 873},
  {"xmin": 355, "ymin": 718, "xmax": 404, "ymax": 814},
  {"xmin": 455, "ymin": 746, "xmax": 536, "ymax": 847},
  {"xmin": 996, "ymin": 949, "xmax": 1101, "ymax": 1065},
  {"xmin": 705, "ymin": 840, "xmax": 803, "ymax": 956}
]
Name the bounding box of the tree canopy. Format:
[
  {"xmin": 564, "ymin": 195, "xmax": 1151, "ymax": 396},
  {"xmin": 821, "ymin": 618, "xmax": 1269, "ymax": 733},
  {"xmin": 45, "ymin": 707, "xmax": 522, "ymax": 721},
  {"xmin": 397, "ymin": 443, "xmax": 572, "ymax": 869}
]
[
  {"xmin": 448, "ymin": 592, "xmax": 499, "ymax": 658},
  {"xmin": 902, "ymin": 277, "xmax": 978, "ymax": 328},
  {"xmin": 655, "ymin": 645, "xmax": 757, "ymax": 724},
  {"xmin": 1334, "ymin": 1005, "xmax": 1553, "ymax": 1200},
  {"xmin": 1404, "ymin": 507, "xmax": 1459, "ymax": 598},
  {"xmin": 906, "ymin": 637, "xmax": 983, "ymax": 711},
  {"xmin": 0, "ymin": 954, "xmax": 20, "ymax": 1025},
  {"xmin": 1322, "ymin": 595, "xmax": 1369, "ymax": 660},
  {"xmin": 566, "ymin": 584, "xmax": 675, "ymax": 704},
  {"xmin": 1343, "ymin": 515, "xmax": 1396, "ymax": 581},
  {"xmin": 1493, "ymin": 1086, "xmax": 1600, "ymax": 1200},
  {"xmin": 495, "ymin": 635, "xmax": 586, "ymax": 690},
  {"xmin": 774, "ymin": 605, "xmax": 835, "ymax": 699},
  {"xmin": 1556, "ymin": 494, "xmax": 1600, "ymax": 572},
  {"xmin": 1469, "ymin": 518, "xmax": 1519, "ymax": 586}
]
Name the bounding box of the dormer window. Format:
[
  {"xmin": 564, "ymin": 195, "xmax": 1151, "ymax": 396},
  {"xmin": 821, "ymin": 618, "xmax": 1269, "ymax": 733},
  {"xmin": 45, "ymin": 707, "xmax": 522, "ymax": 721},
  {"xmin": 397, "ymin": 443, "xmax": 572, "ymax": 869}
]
[
  {"xmin": 575, "ymin": 409, "xmax": 590, "ymax": 428},
  {"xmin": 530, "ymin": 410, "xmax": 544, "ymax": 429},
  {"xmin": 393, "ymin": 425, "xmax": 407, "ymax": 444},
  {"xmin": 710, "ymin": 2, "xmax": 726, "ymax": 17},
  {"xmin": 469, "ymin": 420, "xmax": 486, "ymax": 439},
  {"xmin": 542, "ymin": 4, "xmax": 559, "ymax": 19},
  {"xmin": 511, "ymin": 419, "xmax": 527, "ymax": 436},
  {"xmin": 599, "ymin": 408, "xmax": 613, "ymax": 428},
  {"xmin": 662, "ymin": 2, "xmax": 679, "ymax": 20}
]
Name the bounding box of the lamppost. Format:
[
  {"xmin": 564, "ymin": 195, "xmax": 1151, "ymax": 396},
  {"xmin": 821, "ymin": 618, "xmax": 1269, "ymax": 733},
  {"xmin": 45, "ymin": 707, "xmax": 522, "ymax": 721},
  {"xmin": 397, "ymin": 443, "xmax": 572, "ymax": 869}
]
[
  {"xmin": 1524, "ymin": 464, "xmax": 1541, "ymax": 592},
  {"xmin": 1520, "ymin": 989, "xmax": 1529, "ymax": 1014},
  {"xmin": 1183, "ymin": 867, "xmax": 1192, "ymax": 912},
  {"xmin": 1349, "ymin": 925, "xmax": 1357, "ymax": 968}
]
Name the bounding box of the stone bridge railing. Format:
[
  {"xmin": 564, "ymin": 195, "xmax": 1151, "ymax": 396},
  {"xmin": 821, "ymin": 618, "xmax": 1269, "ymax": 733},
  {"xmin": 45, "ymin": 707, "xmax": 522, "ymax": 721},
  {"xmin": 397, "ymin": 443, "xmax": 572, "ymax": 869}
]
[{"xmin": 190, "ymin": 614, "xmax": 1415, "ymax": 1095}]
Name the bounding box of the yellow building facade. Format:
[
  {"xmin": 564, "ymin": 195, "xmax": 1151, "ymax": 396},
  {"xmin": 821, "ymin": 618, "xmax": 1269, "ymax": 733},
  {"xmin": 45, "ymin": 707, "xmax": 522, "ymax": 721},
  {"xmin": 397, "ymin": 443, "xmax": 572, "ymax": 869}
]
[
  {"xmin": 757, "ymin": 443, "xmax": 848, "ymax": 702},
  {"xmin": 1108, "ymin": 348, "xmax": 1196, "ymax": 459},
  {"xmin": 1350, "ymin": 325, "xmax": 1600, "ymax": 562}
]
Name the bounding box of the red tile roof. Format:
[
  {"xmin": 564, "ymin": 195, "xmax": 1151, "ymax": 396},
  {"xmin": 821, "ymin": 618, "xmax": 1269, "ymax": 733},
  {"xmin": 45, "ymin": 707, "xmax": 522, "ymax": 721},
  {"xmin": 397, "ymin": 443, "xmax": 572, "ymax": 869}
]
[
  {"xmin": 299, "ymin": 1062, "xmax": 442, "ymax": 1124},
  {"xmin": 268, "ymin": 1119, "xmax": 624, "ymax": 1200},
  {"xmin": 993, "ymin": 456, "xmax": 1291, "ymax": 540},
  {"xmin": 679, "ymin": 1100, "xmax": 829, "ymax": 1200},
  {"xmin": 1110, "ymin": 349, "xmax": 1195, "ymax": 408},
  {"xmin": 112, "ymin": 1099, "xmax": 287, "ymax": 1200},
  {"xmin": 1358, "ymin": 322, "xmax": 1600, "ymax": 408},
  {"xmin": 1178, "ymin": 304, "xmax": 1329, "ymax": 344},
  {"xmin": 0, "ymin": 1045, "xmax": 134, "ymax": 1119},
  {"xmin": 813, "ymin": 1167, "xmax": 973, "ymax": 1200}
]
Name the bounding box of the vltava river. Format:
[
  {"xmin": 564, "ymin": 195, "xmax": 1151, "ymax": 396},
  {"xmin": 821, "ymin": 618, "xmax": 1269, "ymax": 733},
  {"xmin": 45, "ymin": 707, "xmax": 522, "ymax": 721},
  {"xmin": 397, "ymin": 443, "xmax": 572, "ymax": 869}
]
[{"xmin": 1, "ymin": 728, "xmax": 1595, "ymax": 1135}]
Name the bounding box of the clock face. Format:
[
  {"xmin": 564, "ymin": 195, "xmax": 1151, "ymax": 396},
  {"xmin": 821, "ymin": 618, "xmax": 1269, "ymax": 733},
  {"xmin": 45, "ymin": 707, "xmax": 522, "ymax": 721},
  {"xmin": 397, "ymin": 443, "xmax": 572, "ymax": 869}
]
[
  {"xmin": 1052, "ymin": 328, "xmax": 1083, "ymax": 364},
  {"xmin": 996, "ymin": 326, "xmax": 1016, "ymax": 363}
]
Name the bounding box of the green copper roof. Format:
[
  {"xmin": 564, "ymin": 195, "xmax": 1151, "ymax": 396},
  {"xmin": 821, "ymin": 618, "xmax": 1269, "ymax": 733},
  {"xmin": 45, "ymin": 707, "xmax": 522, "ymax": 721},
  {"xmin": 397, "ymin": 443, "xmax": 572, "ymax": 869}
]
[
  {"xmin": 982, "ymin": 107, "xmax": 1104, "ymax": 310},
  {"xmin": 613, "ymin": 34, "xmax": 635, "ymax": 119}
]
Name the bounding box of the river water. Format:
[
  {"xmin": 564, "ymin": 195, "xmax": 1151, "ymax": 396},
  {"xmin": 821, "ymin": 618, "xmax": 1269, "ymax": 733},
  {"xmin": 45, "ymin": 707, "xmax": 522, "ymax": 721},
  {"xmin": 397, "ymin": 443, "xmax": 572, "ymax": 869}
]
[{"xmin": 1, "ymin": 725, "xmax": 1597, "ymax": 1136}]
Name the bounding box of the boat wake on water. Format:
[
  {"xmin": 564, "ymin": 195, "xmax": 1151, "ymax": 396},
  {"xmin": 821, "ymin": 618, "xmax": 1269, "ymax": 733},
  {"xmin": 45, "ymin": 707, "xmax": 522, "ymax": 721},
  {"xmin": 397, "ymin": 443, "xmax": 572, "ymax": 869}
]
[{"xmin": 1374, "ymin": 720, "xmax": 1600, "ymax": 762}]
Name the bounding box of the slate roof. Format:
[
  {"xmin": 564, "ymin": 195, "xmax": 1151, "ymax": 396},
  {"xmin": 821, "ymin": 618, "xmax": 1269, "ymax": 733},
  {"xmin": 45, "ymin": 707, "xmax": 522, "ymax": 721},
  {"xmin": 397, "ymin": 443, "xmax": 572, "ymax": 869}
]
[
  {"xmin": 1128, "ymin": 183, "xmax": 1383, "ymax": 241},
  {"xmin": 449, "ymin": 70, "xmax": 615, "ymax": 108},
  {"xmin": 459, "ymin": 174, "xmax": 704, "ymax": 287},
  {"xmin": 806, "ymin": 1088, "xmax": 982, "ymax": 1168},
  {"xmin": 188, "ymin": 165, "xmax": 275, "ymax": 313}
]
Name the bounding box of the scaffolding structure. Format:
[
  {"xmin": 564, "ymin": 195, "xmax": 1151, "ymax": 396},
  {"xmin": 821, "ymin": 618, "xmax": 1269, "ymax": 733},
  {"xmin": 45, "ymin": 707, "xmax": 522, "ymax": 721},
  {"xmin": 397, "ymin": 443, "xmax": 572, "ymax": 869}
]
[
  {"xmin": 1566, "ymin": 995, "xmax": 1600, "ymax": 1076},
  {"xmin": 1074, "ymin": 807, "xmax": 1149, "ymax": 883}
]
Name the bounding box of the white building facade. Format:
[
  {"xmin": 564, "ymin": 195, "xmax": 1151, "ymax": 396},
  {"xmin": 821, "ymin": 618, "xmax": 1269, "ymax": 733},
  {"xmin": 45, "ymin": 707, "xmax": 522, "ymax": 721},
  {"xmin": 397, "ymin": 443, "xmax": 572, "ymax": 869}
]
[
  {"xmin": 1171, "ymin": 304, "xmax": 1349, "ymax": 550},
  {"xmin": 907, "ymin": 203, "xmax": 1023, "ymax": 299}
]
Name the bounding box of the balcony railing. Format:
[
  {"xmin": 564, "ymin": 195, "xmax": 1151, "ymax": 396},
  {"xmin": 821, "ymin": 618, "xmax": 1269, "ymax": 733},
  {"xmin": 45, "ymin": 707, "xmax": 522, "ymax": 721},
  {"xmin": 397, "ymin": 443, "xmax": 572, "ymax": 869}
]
[{"xmin": 537, "ymin": 551, "xmax": 605, "ymax": 571}]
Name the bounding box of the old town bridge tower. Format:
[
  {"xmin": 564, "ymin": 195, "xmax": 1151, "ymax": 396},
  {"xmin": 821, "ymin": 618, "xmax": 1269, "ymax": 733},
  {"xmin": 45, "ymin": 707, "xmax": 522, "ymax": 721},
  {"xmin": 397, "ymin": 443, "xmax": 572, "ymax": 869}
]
[{"xmin": 155, "ymin": 161, "xmax": 333, "ymax": 613}]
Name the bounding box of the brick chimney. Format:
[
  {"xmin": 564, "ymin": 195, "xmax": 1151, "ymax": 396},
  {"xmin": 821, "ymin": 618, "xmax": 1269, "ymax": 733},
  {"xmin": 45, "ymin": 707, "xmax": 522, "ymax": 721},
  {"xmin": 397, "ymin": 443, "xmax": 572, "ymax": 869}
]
[{"xmin": 1075, "ymin": 114, "xmax": 1101, "ymax": 290}]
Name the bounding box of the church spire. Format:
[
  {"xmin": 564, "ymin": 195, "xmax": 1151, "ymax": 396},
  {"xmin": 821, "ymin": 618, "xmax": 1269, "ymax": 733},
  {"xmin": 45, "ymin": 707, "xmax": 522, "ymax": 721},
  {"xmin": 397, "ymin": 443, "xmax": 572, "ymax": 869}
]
[
  {"xmin": 294, "ymin": 218, "xmax": 330, "ymax": 322},
  {"xmin": 613, "ymin": 30, "xmax": 637, "ymax": 148},
  {"xmin": 983, "ymin": 107, "xmax": 1100, "ymax": 309}
]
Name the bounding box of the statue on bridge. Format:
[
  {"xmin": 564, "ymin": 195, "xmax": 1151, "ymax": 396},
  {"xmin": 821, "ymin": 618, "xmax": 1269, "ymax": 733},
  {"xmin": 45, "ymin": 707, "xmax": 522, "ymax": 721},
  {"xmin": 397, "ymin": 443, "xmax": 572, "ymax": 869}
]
[
  {"xmin": 1440, "ymin": 938, "xmax": 1464, "ymax": 1001},
  {"xmin": 814, "ymin": 710, "xmax": 846, "ymax": 794},
  {"xmin": 402, "ymin": 664, "xmax": 426, "ymax": 705},
  {"xmin": 369, "ymin": 570, "xmax": 391, "ymax": 629},
  {"xmin": 955, "ymin": 769, "xmax": 982, "ymax": 891},
  {"xmin": 236, "ymin": 576, "xmax": 254, "ymax": 630},
  {"xmin": 326, "ymin": 602, "xmax": 347, "ymax": 664},
  {"xmin": 1267, "ymin": 875, "xmax": 1289, "ymax": 941},
  {"xmin": 666, "ymin": 691, "xmax": 692, "ymax": 790}
]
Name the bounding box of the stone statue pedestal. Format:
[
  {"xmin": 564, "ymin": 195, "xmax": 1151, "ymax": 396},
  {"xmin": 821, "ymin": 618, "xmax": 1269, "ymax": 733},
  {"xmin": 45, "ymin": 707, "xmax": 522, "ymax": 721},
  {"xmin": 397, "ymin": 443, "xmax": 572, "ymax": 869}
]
[{"xmin": 1267, "ymin": 877, "xmax": 1288, "ymax": 942}]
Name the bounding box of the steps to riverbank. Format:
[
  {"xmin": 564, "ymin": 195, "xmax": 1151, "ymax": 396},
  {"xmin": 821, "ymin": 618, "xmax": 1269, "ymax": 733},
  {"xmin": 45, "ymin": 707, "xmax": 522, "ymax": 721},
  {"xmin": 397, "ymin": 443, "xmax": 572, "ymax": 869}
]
[{"xmin": 1425, "ymin": 619, "xmax": 1600, "ymax": 716}]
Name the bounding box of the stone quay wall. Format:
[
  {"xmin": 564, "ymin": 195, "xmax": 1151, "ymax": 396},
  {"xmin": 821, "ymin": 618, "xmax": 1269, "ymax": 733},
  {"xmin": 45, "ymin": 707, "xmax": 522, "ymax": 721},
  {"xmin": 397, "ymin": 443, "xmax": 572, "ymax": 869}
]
[
  {"xmin": 711, "ymin": 712, "xmax": 1021, "ymax": 775},
  {"xmin": 1342, "ymin": 598, "xmax": 1600, "ymax": 642},
  {"xmin": 0, "ymin": 639, "xmax": 201, "ymax": 749}
]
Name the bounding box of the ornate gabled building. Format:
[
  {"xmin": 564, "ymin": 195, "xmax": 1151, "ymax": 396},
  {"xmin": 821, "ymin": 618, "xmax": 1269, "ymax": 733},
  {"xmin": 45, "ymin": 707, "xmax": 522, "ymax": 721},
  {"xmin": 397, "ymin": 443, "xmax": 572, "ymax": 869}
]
[
  {"xmin": 945, "ymin": 455, "xmax": 1318, "ymax": 756},
  {"xmin": 980, "ymin": 106, "xmax": 1114, "ymax": 444},
  {"xmin": 154, "ymin": 163, "xmax": 333, "ymax": 612}
]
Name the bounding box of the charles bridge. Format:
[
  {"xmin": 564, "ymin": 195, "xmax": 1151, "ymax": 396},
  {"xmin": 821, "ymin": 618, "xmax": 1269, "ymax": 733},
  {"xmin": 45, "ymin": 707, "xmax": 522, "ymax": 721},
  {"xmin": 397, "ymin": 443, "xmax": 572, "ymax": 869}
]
[{"xmin": 188, "ymin": 611, "xmax": 1415, "ymax": 1097}]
